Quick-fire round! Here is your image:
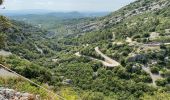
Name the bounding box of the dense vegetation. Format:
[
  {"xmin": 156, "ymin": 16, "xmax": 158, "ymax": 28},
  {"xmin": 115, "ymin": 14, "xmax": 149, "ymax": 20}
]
[
  {"xmin": 10, "ymin": 13, "xmax": 97, "ymax": 37},
  {"xmin": 1, "ymin": 0, "xmax": 170, "ymax": 99}
]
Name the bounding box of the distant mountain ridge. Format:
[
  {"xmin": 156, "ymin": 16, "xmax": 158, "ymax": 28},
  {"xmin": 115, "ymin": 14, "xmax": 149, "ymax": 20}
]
[
  {"xmin": 1, "ymin": 0, "xmax": 170, "ymax": 99},
  {"xmin": 0, "ymin": 10, "xmax": 109, "ymax": 18}
]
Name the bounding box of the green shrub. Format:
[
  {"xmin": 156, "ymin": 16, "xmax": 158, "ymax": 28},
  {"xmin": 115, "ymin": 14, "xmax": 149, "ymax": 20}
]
[
  {"xmin": 150, "ymin": 67, "xmax": 159, "ymax": 74},
  {"xmin": 155, "ymin": 79, "xmax": 168, "ymax": 86},
  {"xmin": 82, "ymin": 92, "xmax": 104, "ymax": 100}
]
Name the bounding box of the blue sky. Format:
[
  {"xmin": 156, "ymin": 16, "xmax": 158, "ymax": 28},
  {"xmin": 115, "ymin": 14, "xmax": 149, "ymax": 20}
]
[{"xmin": 3, "ymin": 0, "xmax": 136, "ymax": 12}]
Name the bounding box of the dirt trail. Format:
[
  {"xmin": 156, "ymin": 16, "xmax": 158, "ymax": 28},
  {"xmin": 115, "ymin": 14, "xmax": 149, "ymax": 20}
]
[
  {"xmin": 75, "ymin": 52, "xmax": 115, "ymax": 67},
  {"xmin": 35, "ymin": 45, "xmax": 43, "ymax": 54},
  {"xmin": 142, "ymin": 66, "xmax": 162, "ymax": 86},
  {"xmin": 75, "ymin": 42, "xmax": 167, "ymax": 85},
  {"xmin": 75, "ymin": 52, "xmax": 81, "ymax": 57},
  {"xmin": 75, "ymin": 47, "xmax": 120, "ymax": 67},
  {"xmin": 126, "ymin": 37, "xmax": 132, "ymax": 43},
  {"xmin": 95, "ymin": 47, "xmax": 120, "ymax": 67}
]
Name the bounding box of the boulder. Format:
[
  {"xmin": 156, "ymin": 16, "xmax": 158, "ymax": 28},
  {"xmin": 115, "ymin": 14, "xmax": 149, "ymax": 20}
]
[
  {"xmin": 62, "ymin": 79, "xmax": 72, "ymax": 85},
  {"xmin": 128, "ymin": 54, "xmax": 146, "ymax": 62},
  {"xmin": 0, "ymin": 87, "xmax": 37, "ymax": 100}
]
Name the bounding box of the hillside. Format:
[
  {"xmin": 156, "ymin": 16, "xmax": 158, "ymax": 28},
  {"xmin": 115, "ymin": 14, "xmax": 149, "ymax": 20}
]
[
  {"xmin": 57, "ymin": 0, "xmax": 170, "ymax": 99},
  {"xmin": 0, "ymin": 16, "xmax": 80, "ymax": 99},
  {"xmin": 7, "ymin": 12, "xmax": 108, "ymax": 37},
  {"xmin": 0, "ymin": 0, "xmax": 170, "ymax": 100},
  {"xmin": 0, "ymin": 16, "xmax": 51, "ymax": 59},
  {"xmin": 72, "ymin": 0, "xmax": 170, "ymax": 33}
]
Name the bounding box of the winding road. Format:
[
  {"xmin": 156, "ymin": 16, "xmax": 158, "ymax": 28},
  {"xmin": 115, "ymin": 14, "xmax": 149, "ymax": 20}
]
[
  {"xmin": 127, "ymin": 37, "xmax": 166, "ymax": 86},
  {"xmin": 75, "ymin": 47, "xmax": 120, "ymax": 67},
  {"xmin": 94, "ymin": 46, "xmax": 163, "ymax": 86},
  {"xmin": 75, "ymin": 40, "xmax": 170, "ymax": 85},
  {"xmin": 95, "ymin": 47, "xmax": 120, "ymax": 67}
]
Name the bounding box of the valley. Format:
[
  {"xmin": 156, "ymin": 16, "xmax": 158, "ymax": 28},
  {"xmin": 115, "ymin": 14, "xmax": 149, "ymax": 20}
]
[{"xmin": 0, "ymin": 0, "xmax": 170, "ymax": 100}]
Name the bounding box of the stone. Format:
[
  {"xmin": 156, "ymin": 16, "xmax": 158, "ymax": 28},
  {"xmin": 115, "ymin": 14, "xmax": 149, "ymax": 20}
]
[
  {"xmin": 128, "ymin": 54, "xmax": 146, "ymax": 62},
  {"xmin": 0, "ymin": 87, "xmax": 37, "ymax": 100},
  {"xmin": 62, "ymin": 79, "xmax": 72, "ymax": 85}
]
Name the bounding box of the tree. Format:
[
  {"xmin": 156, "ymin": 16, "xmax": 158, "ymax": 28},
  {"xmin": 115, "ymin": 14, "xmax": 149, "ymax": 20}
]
[
  {"xmin": 155, "ymin": 79, "xmax": 168, "ymax": 86},
  {"xmin": 143, "ymin": 33, "xmax": 150, "ymax": 38},
  {"xmin": 132, "ymin": 34, "xmax": 141, "ymax": 40},
  {"xmin": 150, "ymin": 67, "xmax": 159, "ymax": 74},
  {"xmin": 0, "ymin": 34, "xmax": 5, "ymax": 49},
  {"xmin": 82, "ymin": 92, "xmax": 104, "ymax": 100},
  {"xmin": 141, "ymin": 92, "xmax": 170, "ymax": 100},
  {"xmin": 114, "ymin": 66, "xmax": 130, "ymax": 79},
  {"xmin": 90, "ymin": 61, "xmax": 103, "ymax": 72},
  {"xmin": 0, "ymin": 0, "xmax": 3, "ymax": 5},
  {"xmin": 160, "ymin": 44, "xmax": 166, "ymax": 49},
  {"xmin": 164, "ymin": 71, "xmax": 170, "ymax": 77}
]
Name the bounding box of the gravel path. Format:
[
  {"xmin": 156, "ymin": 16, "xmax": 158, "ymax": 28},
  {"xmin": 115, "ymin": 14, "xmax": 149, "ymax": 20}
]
[
  {"xmin": 75, "ymin": 47, "xmax": 120, "ymax": 67},
  {"xmin": 142, "ymin": 66, "xmax": 162, "ymax": 86},
  {"xmin": 75, "ymin": 52, "xmax": 116, "ymax": 67},
  {"xmin": 75, "ymin": 52, "xmax": 81, "ymax": 57},
  {"xmin": 95, "ymin": 47, "xmax": 120, "ymax": 67},
  {"xmin": 126, "ymin": 37, "xmax": 132, "ymax": 43},
  {"xmin": 35, "ymin": 45, "xmax": 43, "ymax": 54}
]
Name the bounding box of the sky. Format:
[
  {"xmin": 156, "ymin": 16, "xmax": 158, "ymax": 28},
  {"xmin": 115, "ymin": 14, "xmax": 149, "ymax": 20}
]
[{"xmin": 2, "ymin": 0, "xmax": 136, "ymax": 12}]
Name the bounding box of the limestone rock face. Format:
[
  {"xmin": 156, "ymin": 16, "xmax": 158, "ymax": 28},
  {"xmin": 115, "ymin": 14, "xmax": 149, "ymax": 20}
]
[
  {"xmin": 128, "ymin": 54, "xmax": 146, "ymax": 62},
  {"xmin": 0, "ymin": 87, "xmax": 40, "ymax": 100}
]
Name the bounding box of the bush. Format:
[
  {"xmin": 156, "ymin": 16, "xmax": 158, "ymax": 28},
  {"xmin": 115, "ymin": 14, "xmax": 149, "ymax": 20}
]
[
  {"xmin": 132, "ymin": 35, "xmax": 141, "ymax": 40},
  {"xmin": 142, "ymin": 33, "xmax": 150, "ymax": 38},
  {"xmin": 82, "ymin": 92, "xmax": 104, "ymax": 100},
  {"xmin": 167, "ymin": 77, "xmax": 170, "ymax": 83},
  {"xmin": 150, "ymin": 67, "xmax": 159, "ymax": 74},
  {"xmin": 160, "ymin": 44, "xmax": 166, "ymax": 49},
  {"xmin": 164, "ymin": 71, "xmax": 170, "ymax": 77},
  {"xmin": 0, "ymin": 34, "xmax": 5, "ymax": 49},
  {"xmin": 90, "ymin": 61, "xmax": 103, "ymax": 72},
  {"xmin": 155, "ymin": 79, "xmax": 168, "ymax": 86},
  {"xmin": 141, "ymin": 92, "xmax": 170, "ymax": 100}
]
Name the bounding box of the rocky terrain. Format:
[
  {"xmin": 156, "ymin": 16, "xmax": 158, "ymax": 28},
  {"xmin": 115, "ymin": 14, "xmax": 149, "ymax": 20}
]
[
  {"xmin": 0, "ymin": 0, "xmax": 170, "ymax": 99},
  {"xmin": 73, "ymin": 0, "xmax": 170, "ymax": 33},
  {"xmin": 0, "ymin": 68, "xmax": 17, "ymax": 78},
  {"xmin": 0, "ymin": 87, "xmax": 39, "ymax": 100}
]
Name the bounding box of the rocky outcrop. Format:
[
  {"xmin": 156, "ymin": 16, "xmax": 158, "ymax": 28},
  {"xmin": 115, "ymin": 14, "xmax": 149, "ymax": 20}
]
[
  {"xmin": 0, "ymin": 68, "xmax": 17, "ymax": 78},
  {"xmin": 0, "ymin": 50, "xmax": 12, "ymax": 57},
  {"xmin": 128, "ymin": 53, "xmax": 146, "ymax": 62},
  {"xmin": 74, "ymin": 0, "xmax": 170, "ymax": 33},
  {"xmin": 62, "ymin": 79, "xmax": 72, "ymax": 85},
  {"xmin": 0, "ymin": 87, "xmax": 40, "ymax": 100}
]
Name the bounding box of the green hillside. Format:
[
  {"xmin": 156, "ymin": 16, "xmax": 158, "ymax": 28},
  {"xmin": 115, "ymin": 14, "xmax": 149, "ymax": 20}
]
[{"xmin": 0, "ymin": 0, "xmax": 170, "ymax": 99}]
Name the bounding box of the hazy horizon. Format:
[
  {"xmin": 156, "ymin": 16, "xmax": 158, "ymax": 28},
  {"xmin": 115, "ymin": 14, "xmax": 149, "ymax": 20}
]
[
  {"xmin": 0, "ymin": 9, "xmax": 111, "ymax": 13},
  {"xmin": 1, "ymin": 0, "xmax": 136, "ymax": 12}
]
